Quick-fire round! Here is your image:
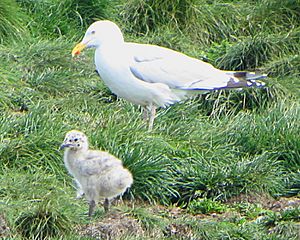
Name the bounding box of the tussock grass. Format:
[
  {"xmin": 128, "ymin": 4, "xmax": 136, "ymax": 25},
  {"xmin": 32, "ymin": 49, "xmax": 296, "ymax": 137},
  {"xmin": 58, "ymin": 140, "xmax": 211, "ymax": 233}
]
[
  {"xmin": 194, "ymin": 85, "xmax": 285, "ymax": 118},
  {"xmin": 0, "ymin": 68, "xmax": 27, "ymax": 110},
  {"xmin": 190, "ymin": 1, "xmax": 248, "ymax": 46},
  {"xmin": 0, "ymin": 0, "xmax": 27, "ymax": 43},
  {"xmin": 126, "ymin": 207, "xmax": 167, "ymax": 231},
  {"xmin": 0, "ymin": 38, "xmax": 97, "ymax": 110},
  {"xmin": 188, "ymin": 198, "xmax": 228, "ymax": 214},
  {"xmin": 0, "ymin": 170, "xmax": 86, "ymax": 238},
  {"xmin": 0, "ymin": 1, "xmax": 297, "ymax": 204},
  {"xmin": 69, "ymin": 0, "xmax": 115, "ymax": 26},
  {"xmin": 175, "ymin": 152, "xmax": 284, "ymax": 204},
  {"xmin": 15, "ymin": 199, "xmax": 71, "ymax": 239},
  {"xmin": 1, "ymin": 0, "xmax": 299, "ymax": 239},
  {"xmin": 18, "ymin": 0, "xmax": 77, "ymax": 38},
  {"xmin": 18, "ymin": 0, "xmax": 115, "ymax": 39},
  {"xmin": 265, "ymin": 54, "xmax": 300, "ymax": 78},
  {"xmin": 191, "ymin": 0, "xmax": 300, "ymax": 46},
  {"xmin": 252, "ymin": 0, "xmax": 300, "ymax": 31},
  {"xmin": 212, "ymin": 31, "xmax": 300, "ymax": 71},
  {"xmin": 119, "ymin": 0, "xmax": 198, "ymax": 35},
  {"xmin": 227, "ymin": 100, "xmax": 300, "ymax": 171}
]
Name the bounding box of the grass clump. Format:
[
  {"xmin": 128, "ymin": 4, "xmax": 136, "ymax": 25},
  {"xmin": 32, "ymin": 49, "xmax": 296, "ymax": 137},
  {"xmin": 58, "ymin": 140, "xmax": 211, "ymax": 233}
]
[
  {"xmin": 0, "ymin": 0, "xmax": 27, "ymax": 43},
  {"xmin": 69, "ymin": 0, "xmax": 114, "ymax": 27},
  {"xmin": 124, "ymin": 150, "xmax": 179, "ymax": 204},
  {"xmin": 175, "ymin": 152, "xmax": 284, "ymax": 204},
  {"xmin": 257, "ymin": 207, "xmax": 300, "ymax": 239},
  {"xmin": 194, "ymin": 85, "xmax": 284, "ymax": 118},
  {"xmin": 0, "ymin": 0, "xmax": 299, "ymax": 239},
  {"xmin": 127, "ymin": 207, "xmax": 167, "ymax": 231},
  {"xmin": 212, "ymin": 31, "xmax": 300, "ymax": 71},
  {"xmin": 15, "ymin": 200, "xmax": 71, "ymax": 239},
  {"xmin": 18, "ymin": 0, "xmax": 74, "ymax": 38},
  {"xmin": 280, "ymin": 207, "xmax": 300, "ymax": 222},
  {"xmin": 191, "ymin": 1, "xmax": 248, "ymax": 46},
  {"xmin": 119, "ymin": 0, "xmax": 198, "ymax": 35},
  {"xmin": 227, "ymin": 101, "xmax": 300, "ymax": 172},
  {"xmin": 17, "ymin": 0, "xmax": 114, "ymax": 39},
  {"xmin": 18, "ymin": 0, "xmax": 79, "ymax": 39},
  {"xmin": 233, "ymin": 202, "xmax": 267, "ymax": 220},
  {"xmin": 264, "ymin": 54, "xmax": 300, "ymax": 78},
  {"xmin": 86, "ymin": 114, "xmax": 181, "ymax": 204},
  {"xmin": 188, "ymin": 198, "xmax": 228, "ymax": 214}
]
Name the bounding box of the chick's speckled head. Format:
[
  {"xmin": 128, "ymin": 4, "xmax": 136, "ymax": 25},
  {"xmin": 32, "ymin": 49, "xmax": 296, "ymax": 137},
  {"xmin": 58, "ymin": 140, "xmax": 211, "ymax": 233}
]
[{"xmin": 60, "ymin": 130, "xmax": 88, "ymax": 151}]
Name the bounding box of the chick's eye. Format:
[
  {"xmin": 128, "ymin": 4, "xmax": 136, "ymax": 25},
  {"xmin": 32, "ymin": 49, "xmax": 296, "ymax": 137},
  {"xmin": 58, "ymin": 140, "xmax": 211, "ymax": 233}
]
[
  {"xmin": 74, "ymin": 138, "xmax": 78, "ymax": 142},
  {"xmin": 91, "ymin": 30, "xmax": 95, "ymax": 34}
]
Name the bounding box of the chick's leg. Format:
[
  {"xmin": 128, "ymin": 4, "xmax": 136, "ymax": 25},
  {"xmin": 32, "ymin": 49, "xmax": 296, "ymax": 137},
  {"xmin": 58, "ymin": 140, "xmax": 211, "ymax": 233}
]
[
  {"xmin": 104, "ymin": 198, "xmax": 110, "ymax": 212},
  {"xmin": 88, "ymin": 200, "xmax": 96, "ymax": 217}
]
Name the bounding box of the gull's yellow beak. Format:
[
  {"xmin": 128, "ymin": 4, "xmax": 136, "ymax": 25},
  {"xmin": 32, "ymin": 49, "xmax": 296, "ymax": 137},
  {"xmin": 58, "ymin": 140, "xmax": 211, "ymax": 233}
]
[{"xmin": 71, "ymin": 42, "xmax": 87, "ymax": 57}]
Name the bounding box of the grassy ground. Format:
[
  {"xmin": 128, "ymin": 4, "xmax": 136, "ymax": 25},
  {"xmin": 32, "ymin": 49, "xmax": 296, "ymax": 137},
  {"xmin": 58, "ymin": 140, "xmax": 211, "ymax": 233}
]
[{"xmin": 0, "ymin": 0, "xmax": 299, "ymax": 239}]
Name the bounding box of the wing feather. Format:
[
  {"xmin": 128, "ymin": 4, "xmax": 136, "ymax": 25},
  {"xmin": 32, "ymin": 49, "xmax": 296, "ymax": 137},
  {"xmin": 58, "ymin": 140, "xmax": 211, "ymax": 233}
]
[{"xmin": 127, "ymin": 42, "xmax": 232, "ymax": 90}]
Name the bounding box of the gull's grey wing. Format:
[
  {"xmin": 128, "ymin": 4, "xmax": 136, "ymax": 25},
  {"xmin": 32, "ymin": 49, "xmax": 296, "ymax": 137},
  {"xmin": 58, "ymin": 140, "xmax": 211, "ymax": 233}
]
[{"xmin": 127, "ymin": 43, "xmax": 233, "ymax": 90}]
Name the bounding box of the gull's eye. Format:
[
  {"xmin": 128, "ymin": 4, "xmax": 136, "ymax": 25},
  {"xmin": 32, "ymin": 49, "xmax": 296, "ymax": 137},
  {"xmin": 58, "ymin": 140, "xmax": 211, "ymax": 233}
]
[{"xmin": 91, "ymin": 30, "xmax": 96, "ymax": 35}]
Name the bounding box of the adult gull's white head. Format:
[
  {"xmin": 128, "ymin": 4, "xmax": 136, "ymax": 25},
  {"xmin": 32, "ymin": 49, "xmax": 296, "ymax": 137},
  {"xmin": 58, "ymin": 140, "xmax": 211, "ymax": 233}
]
[{"xmin": 72, "ymin": 20, "xmax": 124, "ymax": 56}]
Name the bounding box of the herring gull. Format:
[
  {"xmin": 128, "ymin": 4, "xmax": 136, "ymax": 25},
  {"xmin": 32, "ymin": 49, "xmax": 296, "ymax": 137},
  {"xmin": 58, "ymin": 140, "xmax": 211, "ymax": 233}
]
[{"xmin": 72, "ymin": 20, "xmax": 266, "ymax": 130}]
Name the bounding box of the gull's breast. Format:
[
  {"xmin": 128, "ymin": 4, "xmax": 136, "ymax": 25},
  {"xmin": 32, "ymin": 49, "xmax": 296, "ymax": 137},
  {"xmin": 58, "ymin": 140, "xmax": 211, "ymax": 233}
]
[{"xmin": 94, "ymin": 47, "xmax": 160, "ymax": 106}]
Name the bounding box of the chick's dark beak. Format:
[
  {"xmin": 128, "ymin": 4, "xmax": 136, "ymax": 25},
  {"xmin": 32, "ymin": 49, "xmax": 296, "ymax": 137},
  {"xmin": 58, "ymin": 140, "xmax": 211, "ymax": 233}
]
[{"xmin": 59, "ymin": 143, "xmax": 72, "ymax": 150}]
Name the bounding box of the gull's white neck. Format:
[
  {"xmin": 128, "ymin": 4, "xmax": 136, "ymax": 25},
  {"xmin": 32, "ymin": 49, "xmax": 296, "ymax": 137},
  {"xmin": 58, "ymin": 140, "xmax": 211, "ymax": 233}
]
[
  {"xmin": 93, "ymin": 40, "xmax": 159, "ymax": 106},
  {"xmin": 94, "ymin": 41, "xmax": 132, "ymax": 85}
]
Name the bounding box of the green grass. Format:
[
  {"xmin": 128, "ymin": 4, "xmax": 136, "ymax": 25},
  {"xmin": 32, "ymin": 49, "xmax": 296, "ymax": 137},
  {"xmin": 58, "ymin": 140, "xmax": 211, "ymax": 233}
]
[
  {"xmin": 0, "ymin": 0, "xmax": 28, "ymax": 43},
  {"xmin": 188, "ymin": 198, "xmax": 228, "ymax": 214},
  {"xmin": 15, "ymin": 200, "xmax": 71, "ymax": 239},
  {"xmin": 119, "ymin": 0, "xmax": 199, "ymax": 35},
  {"xmin": 0, "ymin": 0, "xmax": 299, "ymax": 239},
  {"xmin": 17, "ymin": 0, "xmax": 77, "ymax": 39}
]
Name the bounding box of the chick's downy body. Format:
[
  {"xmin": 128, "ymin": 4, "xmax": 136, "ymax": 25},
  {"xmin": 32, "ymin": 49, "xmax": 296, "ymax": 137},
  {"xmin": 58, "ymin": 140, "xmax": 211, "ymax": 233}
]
[{"xmin": 61, "ymin": 130, "xmax": 133, "ymax": 216}]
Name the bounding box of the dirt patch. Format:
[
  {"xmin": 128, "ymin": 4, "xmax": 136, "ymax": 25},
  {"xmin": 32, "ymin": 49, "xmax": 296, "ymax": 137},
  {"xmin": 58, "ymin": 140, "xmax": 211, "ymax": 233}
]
[
  {"xmin": 225, "ymin": 193, "xmax": 275, "ymax": 208},
  {"xmin": 0, "ymin": 214, "xmax": 10, "ymax": 238},
  {"xmin": 269, "ymin": 197, "xmax": 300, "ymax": 211},
  {"xmin": 77, "ymin": 211, "xmax": 144, "ymax": 239},
  {"xmin": 226, "ymin": 193, "xmax": 300, "ymax": 211},
  {"xmin": 164, "ymin": 223, "xmax": 194, "ymax": 239},
  {"xmin": 149, "ymin": 204, "xmax": 186, "ymax": 219}
]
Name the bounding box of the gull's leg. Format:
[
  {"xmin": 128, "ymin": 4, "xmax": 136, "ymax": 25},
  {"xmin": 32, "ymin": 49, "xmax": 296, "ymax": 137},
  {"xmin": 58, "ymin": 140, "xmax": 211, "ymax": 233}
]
[
  {"xmin": 88, "ymin": 200, "xmax": 96, "ymax": 217},
  {"xmin": 142, "ymin": 107, "xmax": 149, "ymax": 121},
  {"xmin": 103, "ymin": 198, "xmax": 110, "ymax": 212},
  {"xmin": 148, "ymin": 104, "xmax": 157, "ymax": 131}
]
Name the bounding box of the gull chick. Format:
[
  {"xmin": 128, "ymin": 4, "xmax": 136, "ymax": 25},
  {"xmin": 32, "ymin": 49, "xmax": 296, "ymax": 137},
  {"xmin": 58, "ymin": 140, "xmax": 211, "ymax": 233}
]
[
  {"xmin": 72, "ymin": 20, "xmax": 266, "ymax": 130},
  {"xmin": 60, "ymin": 130, "xmax": 133, "ymax": 216}
]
